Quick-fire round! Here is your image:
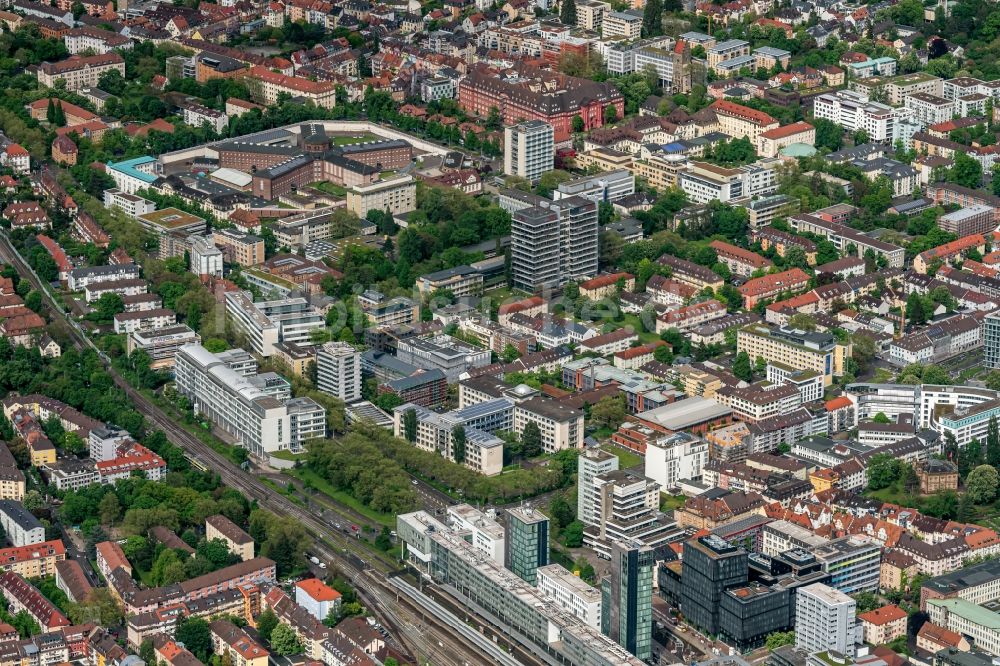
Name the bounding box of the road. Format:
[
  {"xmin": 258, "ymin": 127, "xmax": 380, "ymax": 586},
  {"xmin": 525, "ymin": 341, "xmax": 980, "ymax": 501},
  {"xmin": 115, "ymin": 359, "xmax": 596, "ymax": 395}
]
[{"xmin": 0, "ymin": 233, "xmax": 498, "ymax": 666}]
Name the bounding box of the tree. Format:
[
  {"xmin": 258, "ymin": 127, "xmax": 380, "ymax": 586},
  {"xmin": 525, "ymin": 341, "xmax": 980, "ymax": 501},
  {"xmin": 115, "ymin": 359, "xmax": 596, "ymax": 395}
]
[
  {"xmin": 590, "ymin": 396, "xmax": 626, "ymax": 431},
  {"xmin": 90, "ymin": 289, "xmax": 124, "ymax": 320},
  {"xmin": 906, "ymin": 292, "xmax": 926, "ymax": 326},
  {"xmin": 572, "ymin": 115, "xmax": 585, "ymax": 133},
  {"xmin": 269, "ymin": 624, "xmax": 302, "ymax": 655},
  {"xmin": 732, "ymin": 351, "xmax": 753, "ymax": 382},
  {"xmin": 175, "ymin": 618, "xmax": 212, "ymax": 662},
  {"xmin": 765, "ymin": 631, "xmax": 796, "ymax": 650},
  {"xmin": 788, "ymin": 313, "xmax": 817, "ymax": 332},
  {"xmin": 99, "ymin": 493, "xmax": 121, "ymax": 525},
  {"xmin": 403, "ymin": 408, "xmax": 417, "ymax": 443},
  {"xmin": 872, "ymin": 412, "xmax": 891, "ymax": 424},
  {"xmin": 562, "ymin": 520, "xmax": 584, "ymax": 547},
  {"xmin": 902, "ymin": 464, "xmax": 920, "ymax": 495},
  {"xmin": 642, "ymin": 0, "xmax": 662, "ymax": 36},
  {"xmin": 653, "ymin": 345, "xmax": 673, "ymax": 364},
  {"xmin": 561, "ymin": 0, "xmax": 577, "ymax": 25},
  {"xmin": 949, "ymin": 152, "xmax": 983, "ymax": 188},
  {"xmin": 452, "ymin": 425, "xmax": 466, "ymax": 465},
  {"xmin": 550, "ymin": 494, "xmax": 575, "ymax": 528},
  {"xmin": 987, "ymin": 415, "xmax": 1000, "ymax": 468},
  {"xmin": 966, "ymin": 465, "xmax": 1000, "ymax": 504},
  {"xmin": 257, "ymin": 609, "xmax": 279, "ymax": 643},
  {"xmin": 852, "ymin": 591, "xmax": 881, "ymax": 613},
  {"xmin": 603, "ymin": 104, "xmax": 618, "ymax": 125},
  {"xmin": 501, "ymin": 344, "xmax": 521, "ymax": 363},
  {"xmin": 813, "ymin": 118, "xmax": 843, "ymax": 152},
  {"xmin": 867, "ymin": 453, "xmax": 901, "ymax": 491},
  {"xmin": 521, "ymin": 422, "xmax": 542, "ymax": 458}
]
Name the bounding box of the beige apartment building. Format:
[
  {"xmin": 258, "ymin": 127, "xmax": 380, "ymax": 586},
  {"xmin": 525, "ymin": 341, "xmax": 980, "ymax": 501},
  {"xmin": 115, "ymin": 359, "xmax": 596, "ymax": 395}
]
[
  {"xmin": 36, "ymin": 53, "xmax": 125, "ymax": 90},
  {"xmin": 206, "ymin": 514, "xmax": 255, "ymax": 562},
  {"xmin": 736, "ymin": 324, "xmax": 851, "ymax": 386},
  {"xmin": 213, "ymin": 229, "xmax": 265, "ymax": 267},
  {"xmin": 346, "ymin": 174, "xmax": 417, "ymax": 217}
]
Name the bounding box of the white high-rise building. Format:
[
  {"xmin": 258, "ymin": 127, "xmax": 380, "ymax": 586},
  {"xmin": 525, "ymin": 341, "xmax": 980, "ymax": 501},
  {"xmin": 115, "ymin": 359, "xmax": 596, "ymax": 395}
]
[
  {"xmin": 316, "ymin": 341, "xmax": 361, "ymax": 403},
  {"xmin": 578, "ymin": 447, "xmax": 619, "ymax": 526},
  {"xmin": 644, "ymin": 432, "xmax": 708, "ymax": 490},
  {"xmin": 504, "ymin": 120, "xmax": 554, "ymax": 184},
  {"xmin": 795, "ymin": 583, "xmax": 860, "ymax": 658}
]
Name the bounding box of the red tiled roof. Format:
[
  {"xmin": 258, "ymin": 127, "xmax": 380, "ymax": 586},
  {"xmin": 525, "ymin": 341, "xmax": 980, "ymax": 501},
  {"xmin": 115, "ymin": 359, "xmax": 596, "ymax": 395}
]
[{"xmin": 709, "ymin": 99, "xmax": 778, "ymax": 127}]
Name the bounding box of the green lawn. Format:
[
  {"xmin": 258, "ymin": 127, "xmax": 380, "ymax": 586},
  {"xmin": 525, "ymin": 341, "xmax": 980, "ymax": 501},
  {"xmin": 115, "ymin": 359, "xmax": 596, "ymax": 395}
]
[
  {"xmin": 661, "ymin": 493, "xmax": 687, "ymax": 511},
  {"xmin": 271, "ymin": 449, "xmax": 307, "ymax": 462},
  {"xmin": 618, "ymin": 313, "xmax": 660, "ymax": 344},
  {"xmin": 331, "ymin": 134, "xmax": 379, "ymax": 146},
  {"xmin": 308, "ymin": 181, "xmax": 348, "ymax": 197},
  {"xmin": 601, "ymin": 443, "xmax": 642, "ymax": 469},
  {"xmin": 284, "ymin": 466, "xmax": 395, "ymax": 528}
]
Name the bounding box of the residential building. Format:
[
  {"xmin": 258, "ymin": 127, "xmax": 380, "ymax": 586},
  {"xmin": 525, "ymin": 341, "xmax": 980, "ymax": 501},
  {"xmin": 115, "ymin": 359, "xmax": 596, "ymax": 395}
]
[
  {"xmin": 584, "ymin": 470, "xmax": 674, "ymax": 558},
  {"xmin": 813, "ymin": 535, "xmax": 881, "ymax": 594},
  {"xmin": 644, "ymin": 432, "xmax": 708, "ymax": 490},
  {"xmin": 345, "ymin": 175, "xmax": 417, "ymax": 217},
  {"xmin": 36, "ymin": 53, "xmax": 124, "ymax": 89},
  {"xmin": 205, "ymin": 515, "xmax": 254, "ymax": 562},
  {"xmin": 858, "ymin": 605, "xmax": 908, "ymax": 646},
  {"xmin": 294, "ymin": 578, "xmax": 342, "ymax": 622},
  {"xmin": 209, "ymin": 620, "xmax": 269, "ymax": 666},
  {"xmin": 316, "ymin": 341, "xmax": 361, "ymax": 403},
  {"xmin": 795, "ymin": 583, "xmax": 859, "ymax": 659},
  {"xmin": 813, "ymin": 91, "xmax": 896, "ymax": 142},
  {"xmin": 0, "ymin": 500, "xmax": 43, "ymax": 547},
  {"xmin": 504, "ymin": 120, "xmax": 554, "ymax": 183},
  {"xmin": 511, "ymin": 196, "xmax": 599, "ymax": 291},
  {"xmin": 737, "ymin": 325, "xmax": 851, "ymax": 386},
  {"xmin": 578, "ymin": 447, "xmax": 620, "ymax": 526},
  {"xmin": 391, "ymin": 402, "xmax": 506, "ymax": 476},
  {"xmin": 679, "ymin": 160, "xmax": 779, "ymax": 204}
]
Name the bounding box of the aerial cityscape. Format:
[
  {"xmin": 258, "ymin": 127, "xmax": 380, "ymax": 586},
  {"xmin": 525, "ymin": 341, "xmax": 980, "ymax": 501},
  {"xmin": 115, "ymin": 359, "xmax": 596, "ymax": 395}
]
[{"xmin": 3, "ymin": 0, "xmax": 1000, "ymax": 664}]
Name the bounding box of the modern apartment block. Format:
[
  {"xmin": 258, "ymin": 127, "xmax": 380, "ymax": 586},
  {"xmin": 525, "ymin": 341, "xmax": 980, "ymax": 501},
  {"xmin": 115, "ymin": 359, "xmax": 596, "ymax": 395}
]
[
  {"xmin": 316, "ymin": 341, "xmax": 361, "ymax": 403},
  {"xmin": 505, "ymin": 506, "xmax": 549, "ymax": 585},
  {"xmin": 812, "ymin": 90, "xmax": 896, "ymax": 142},
  {"xmin": 795, "ymin": 583, "xmax": 860, "ymax": 658},
  {"xmin": 603, "ymin": 539, "xmax": 654, "ymax": 661},
  {"xmin": 174, "ymin": 344, "xmax": 326, "ymax": 456},
  {"xmin": 679, "ymin": 160, "xmax": 779, "ymax": 204},
  {"xmin": 504, "ymin": 120, "xmax": 554, "ymax": 183},
  {"xmin": 986, "ymin": 311, "xmax": 1000, "ymax": 369},
  {"xmin": 554, "ymin": 170, "xmax": 636, "ymax": 203},
  {"xmin": 224, "ymin": 291, "xmax": 325, "ymax": 357},
  {"xmin": 511, "ymin": 196, "xmax": 598, "ymax": 291},
  {"xmin": 578, "ymin": 447, "xmax": 619, "ymax": 526},
  {"xmin": 812, "ymin": 535, "xmax": 881, "ymax": 594},
  {"xmin": 583, "ymin": 470, "xmax": 675, "ymax": 558}
]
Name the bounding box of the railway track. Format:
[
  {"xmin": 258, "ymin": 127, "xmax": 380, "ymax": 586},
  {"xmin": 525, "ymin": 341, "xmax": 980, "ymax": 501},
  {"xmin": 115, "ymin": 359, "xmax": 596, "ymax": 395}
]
[{"xmin": 0, "ymin": 232, "xmax": 503, "ymax": 666}]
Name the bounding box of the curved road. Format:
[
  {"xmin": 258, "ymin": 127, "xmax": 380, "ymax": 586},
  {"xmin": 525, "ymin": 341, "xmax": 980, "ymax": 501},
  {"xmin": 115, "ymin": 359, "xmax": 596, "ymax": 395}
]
[{"xmin": 0, "ymin": 233, "xmax": 503, "ymax": 666}]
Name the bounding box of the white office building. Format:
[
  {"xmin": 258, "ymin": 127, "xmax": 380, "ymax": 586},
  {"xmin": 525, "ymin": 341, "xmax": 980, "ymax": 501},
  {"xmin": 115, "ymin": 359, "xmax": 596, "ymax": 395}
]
[
  {"xmin": 813, "ymin": 90, "xmax": 896, "ymax": 142},
  {"xmin": 644, "ymin": 432, "xmax": 708, "ymax": 490},
  {"xmin": 504, "ymin": 120, "xmax": 555, "ymax": 183},
  {"xmin": 316, "ymin": 341, "xmax": 361, "ymax": 403},
  {"xmin": 225, "ymin": 291, "xmax": 325, "ymax": 357},
  {"xmin": 554, "ymin": 170, "xmax": 636, "ymax": 203},
  {"xmin": 536, "ymin": 563, "xmax": 602, "ymax": 629},
  {"xmin": 188, "ymin": 235, "xmax": 224, "ymax": 278},
  {"xmin": 174, "ymin": 344, "xmax": 326, "ymax": 456},
  {"xmin": 447, "ymin": 504, "xmax": 505, "ymax": 565},
  {"xmin": 795, "ymin": 583, "xmax": 860, "ymax": 659}
]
